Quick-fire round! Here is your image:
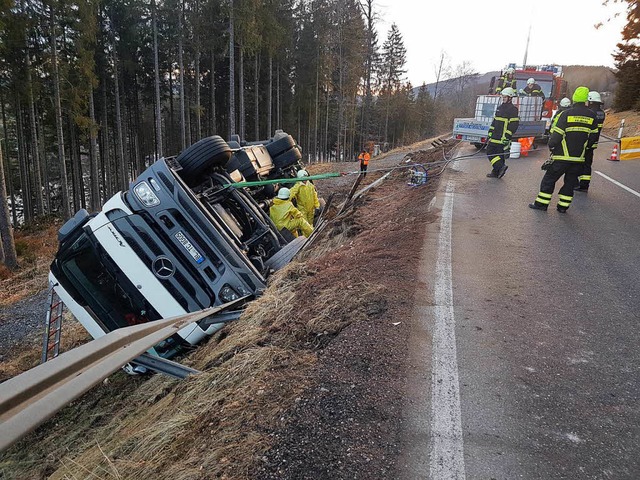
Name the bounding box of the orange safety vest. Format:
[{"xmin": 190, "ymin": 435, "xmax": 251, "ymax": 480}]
[{"xmin": 358, "ymin": 152, "xmax": 370, "ymax": 165}]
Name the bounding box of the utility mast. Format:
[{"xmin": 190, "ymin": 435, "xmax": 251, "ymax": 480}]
[{"xmin": 522, "ymin": 24, "xmax": 531, "ymax": 67}]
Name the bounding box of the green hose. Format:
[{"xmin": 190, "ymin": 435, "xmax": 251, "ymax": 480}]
[{"xmin": 224, "ymin": 172, "xmax": 342, "ymax": 188}]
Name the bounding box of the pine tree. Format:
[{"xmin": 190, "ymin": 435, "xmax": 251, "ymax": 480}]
[{"xmin": 611, "ymin": 0, "xmax": 640, "ymax": 110}]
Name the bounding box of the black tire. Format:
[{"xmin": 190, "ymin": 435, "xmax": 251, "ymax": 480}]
[
  {"xmin": 264, "ymin": 236, "xmax": 307, "ymax": 272},
  {"xmin": 176, "ymin": 136, "xmax": 231, "ymax": 185},
  {"xmin": 273, "ymin": 146, "xmax": 302, "ymax": 169},
  {"xmin": 266, "ymin": 134, "xmax": 295, "ymax": 158}
]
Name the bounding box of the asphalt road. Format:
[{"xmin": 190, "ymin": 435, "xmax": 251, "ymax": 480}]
[{"xmin": 403, "ymin": 142, "xmax": 640, "ymax": 479}]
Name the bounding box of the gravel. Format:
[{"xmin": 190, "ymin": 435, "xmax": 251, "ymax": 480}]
[{"xmin": 0, "ymin": 289, "xmax": 49, "ymax": 359}]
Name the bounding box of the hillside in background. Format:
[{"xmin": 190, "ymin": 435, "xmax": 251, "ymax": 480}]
[{"xmin": 415, "ymin": 65, "xmax": 617, "ymax": 100}]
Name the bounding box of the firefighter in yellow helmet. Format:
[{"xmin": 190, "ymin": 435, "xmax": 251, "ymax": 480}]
[
  {"xmin": 269, "ymin": 187, "xmax": 313, "ymax": 237},
  {"xmin": 529, "ymin": 86, "xmax": 598, "ymax": 213},
  {"xmin": 289, "ymin": 169, "xmax": 320, "ymax": 226}
]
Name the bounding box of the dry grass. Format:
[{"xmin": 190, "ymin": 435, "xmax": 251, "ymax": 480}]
[
  {"xmin": 1, "ymin": 237, "xmax": 382, "ymax": 480},
  {"xmin": 0, "ymin": 220, "xmax": 61, "ymax": 305}
]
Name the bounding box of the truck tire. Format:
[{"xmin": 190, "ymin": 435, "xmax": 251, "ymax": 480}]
[
  {"xmin": 273, "ymin": 146, "xmax": 302, "ymax": 169},
  {"xmin": 264, "ymin": 236, "xmax": 307, "ymax": 271},
  {"xmin": 266, "ymin": 134, "xmax": 295, "ymax": 158},
  {"xmin": 176, "ymin": 136, "xmax": 231, "ymax": 185}
]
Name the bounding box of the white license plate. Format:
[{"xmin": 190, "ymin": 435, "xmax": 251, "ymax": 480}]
[
  {"xmin": 175, "ymin": 231, "xmax": 204, "ymax": 264},
  {"xmin": 465, "ymin": 135, "xmax": 482, "ymax": 142}
]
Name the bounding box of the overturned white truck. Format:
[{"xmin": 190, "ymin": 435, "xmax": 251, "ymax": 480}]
[{"xmin": 48, "ymin": 133, "xmax": 304, "ymax": 361}]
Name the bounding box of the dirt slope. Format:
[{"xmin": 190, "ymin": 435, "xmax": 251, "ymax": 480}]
[{"xmin": 0, "ymin": 143, "xmax": 451, "ymax": 480}]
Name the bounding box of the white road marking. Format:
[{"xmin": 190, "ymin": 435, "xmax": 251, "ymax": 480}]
[
  {"xmin": 595, "ymin": 171, "xmax": 640, "ymax": 199},
  {"xmin": 430, "ymin": 181, "xmax": 465, "ymax": 480}
]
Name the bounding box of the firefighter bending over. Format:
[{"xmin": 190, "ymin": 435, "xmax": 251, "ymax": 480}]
[
  {"xmin": 486, "ymin": 87, "xmax": 519, "ymax": 179},
  {"xmin": 290, "ymin": 169, "xmax": 320, "ymax": 226},
  {"xmin": 521, "ymin": 78, "xmax": 545, "ymax": 100},
  {"xmin": 270, "ymin": 187, "xmax": 313, "ymax": 238}
]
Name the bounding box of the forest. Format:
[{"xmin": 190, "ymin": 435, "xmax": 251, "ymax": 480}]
[
  {"xmin": 0, "ymin": 0, "xmax": 637, "ymax": 269},
  {"xmin": 0, "ymin": 0, "xmax": 441, "ymax": 229}
]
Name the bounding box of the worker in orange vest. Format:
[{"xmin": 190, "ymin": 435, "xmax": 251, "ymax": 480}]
[{"xmin": 358, "ymin": 149, "xmax": 371, "ymax": 177}]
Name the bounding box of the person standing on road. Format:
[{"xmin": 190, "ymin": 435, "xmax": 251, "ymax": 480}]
[
  {"xmin": 529, "ymin": 86, "xmax": 598, "ymax": 213},
  {"xmin": 550, "ymin": 97, "xmax": 571, "ymax": 129},
  {"xmin": 358, "ymin": 149, "xmax": 371, "ymax": 177},
  {"xmin": 521, "ymin": 78, "xmax": 546, "ymax": 100},
  {"xmin": 575, "ymin": 91, "xmax": 606, "ymax": 192},
  {"xmin": 290, "ymin": 169, "xmax": 320, "ymax": 226},
  {"xmin": 486, "ymin": 87, "xmax": 520, "ymax": 178},
  {"xmin": 269, "ymin": 188, "xmax": 313, "ymax": 238},
  {"xmin": 495, "ymin": 67, "xmax": 516, "ymax": 94}
]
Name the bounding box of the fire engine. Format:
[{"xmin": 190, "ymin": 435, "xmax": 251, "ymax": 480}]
[{"xmin": 452, "ymin": 64, "xmax": 568, "ymax": 148}]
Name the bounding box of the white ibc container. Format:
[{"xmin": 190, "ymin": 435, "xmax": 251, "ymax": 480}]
[{"xmin": 510, "ymin": 141, "xmax": 521, "ymax": 159}]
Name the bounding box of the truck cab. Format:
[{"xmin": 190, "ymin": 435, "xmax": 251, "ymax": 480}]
[{"xmin": 49, "ymin": 135, "xmax": 302, "ymax": 359}]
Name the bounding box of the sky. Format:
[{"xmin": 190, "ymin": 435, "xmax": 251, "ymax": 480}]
[{"xmin": 377, "ymin": 0, "xmax": 629, "ymax": 86}]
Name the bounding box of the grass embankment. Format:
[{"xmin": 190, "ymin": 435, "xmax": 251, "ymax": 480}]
[{"xmin": 0, "ymin": 207, "xmax": 381, "ymax": 480}]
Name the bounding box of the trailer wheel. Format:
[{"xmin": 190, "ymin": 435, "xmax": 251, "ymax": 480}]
[
  {"xmin": 176, "ymin": 136, "xmax": 231, "ymax": 185},
  {"xmin": 273, "ymin": 146, "xmax": 302, "ymax": 169},
  {"xmin": 266, "ymin": 134, "xmax": 295, "ymax": 158}
]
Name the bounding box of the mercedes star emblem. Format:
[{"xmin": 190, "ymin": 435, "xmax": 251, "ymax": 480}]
[{"xmin": 152, "ymin": 256, "xmax": 175, "ymax": 279}]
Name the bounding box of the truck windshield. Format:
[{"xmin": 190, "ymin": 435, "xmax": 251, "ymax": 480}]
[{"xmin": 59, "ymin": 233, "xmax": 153, "ymax": 332}]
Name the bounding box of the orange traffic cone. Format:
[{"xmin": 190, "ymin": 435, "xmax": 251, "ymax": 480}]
[{"xmin": 609, "ymin": 144, "xmax": 619, "ymax": 161}]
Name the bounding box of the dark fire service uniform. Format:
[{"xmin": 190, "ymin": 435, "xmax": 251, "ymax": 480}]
[
  {"xmin": 486, "ymin": 101, "xmax": 519, "ymax": 177},
  {"xmin": 523, "ymin": 83, "xmax": 545, "ymax": 100},
  {"xmin": 495, "ymin": 74, "xmax": 516, "ymax": 94},
  {"xmin": 530, "ymin": 99, "xmax": 598, "ymax": 212},
  {"xmin": 577, "ymin": 103, "xmax": 606, "ymax": 191}
]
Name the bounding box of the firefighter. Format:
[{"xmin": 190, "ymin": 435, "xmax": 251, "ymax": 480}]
[
  {"xmin": 290, "ymin": 169, "xmax": 320, "ymax": 226},
  {"xmin": 521, "ymin": 78, "xmax": 545, "ymax": 100},
  {"xmin": 358, "ymin": 149, "xmax": 371, "ymax": 177},
  {"xmin": 495, "ymin": 67, "xmax": 516, "ymax": 94},
  {"xmin": 486, "ymin": 87, "xmax": 519, "ymax": 178},
  {"xmin": 575, "ymin": 91, "xmax": 606, "ymax": 192},
  {"xmin": 550, "ymin": 97, "xmax": 571, "ymax": 128},
  {"xmin": 529, "ymin": 87, "xmax": 598, "ymax": 213},
  {"xmin": 269, "ymin": 187, "xmax": 313, "ymax": 237}
]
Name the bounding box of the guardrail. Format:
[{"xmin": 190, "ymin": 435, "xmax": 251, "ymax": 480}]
[{"xmin": 0, "ymin": 301, "xmax": 242, "ymax": 452}]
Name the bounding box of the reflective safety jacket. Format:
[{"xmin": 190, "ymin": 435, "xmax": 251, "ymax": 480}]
[
  {"xmin": 588, "ymin": 104, "xmax": 606, "ymax": 150},
  {"xmin": 488, "ymin": 102, "xmax": 520, "ymax": 145},
  {"xmin": 523, "ymin": 83, "xmax": 545, "ymax": 100},
  {"xmin": 290, "ymin": 181, "xmax": 320, "ymax": 226},
  {"xmin": 269, "ymin": 198, "xmax": 313, "ymax": 237},
  {"xmin": 548, "ymin": 104, "xmax": 598, "ymax": 162},
  {"xmin": 358, "ymin": 152, "xmax": 371, "ymax": 165},
  {"xmin": 495, "ymin": 74, "xmax": 516, "ymax": 93}
]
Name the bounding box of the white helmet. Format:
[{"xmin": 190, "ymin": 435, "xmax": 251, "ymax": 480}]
[
  {"xmin": 506, "ymin": 67, "xmax": 515, "ymax": 74},
  {"xmin": 527, "ymin": 78, "xmax": 535, "ymax": 85},
  {"xmin": 296, "ymin": 169, "xmax": 309, "ymax": 178},
  {"xmin": 501, "ymin": 87, "xmax": 517, "ymax": 97},
  {"xmin": 588, "ymin": 91, "xmax": 602, "ymax": 103},
  {"xmin": 277, "ymin": 187, "xmax": 291, "ymax": 200},
  {"xmin": 559, "ymin": 97, "xmax": 571, "ymax": 108}
]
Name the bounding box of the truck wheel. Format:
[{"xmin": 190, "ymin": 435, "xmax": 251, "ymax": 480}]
[
  {"xmin": 273, "ymin": 146, "xmax": 302, "ymax": 169},
  {"xmin": 176, "ymin": 136, "xmax": 231, "ymax": 185},
  {"xmin": 264, "ymin": 236, "xmax": 307, "ymax": 272},
  {"xmin": 266, "ymin": 134, "xmax": 295, "ymax": 158}
]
